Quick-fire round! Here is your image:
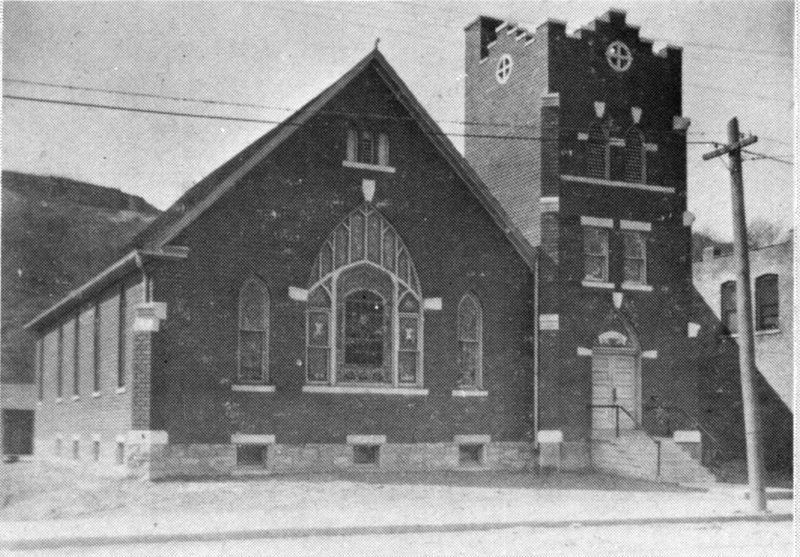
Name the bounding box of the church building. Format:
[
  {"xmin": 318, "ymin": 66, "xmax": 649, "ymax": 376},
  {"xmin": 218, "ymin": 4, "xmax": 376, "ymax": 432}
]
[{"xmin": 27, "ymin": 10, "xmax": 713, "ymax": 482}]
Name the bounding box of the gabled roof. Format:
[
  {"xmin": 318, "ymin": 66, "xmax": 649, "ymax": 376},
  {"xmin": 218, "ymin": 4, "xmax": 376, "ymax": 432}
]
[
  {"xmin": 132, "ymin": 48, "xmax": 537, "ymax": 269},
  {"xmin": 29, "ymin": 49, "xmax": 538, "ymax": 330}
]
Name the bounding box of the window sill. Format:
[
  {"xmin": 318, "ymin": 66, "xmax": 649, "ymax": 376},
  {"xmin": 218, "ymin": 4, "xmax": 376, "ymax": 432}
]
[
  {"xmin": 621, "ymin": 282, "xmax": 654, "ymax": 292},
  {"xmin": 342, "ymin": 160, "xmax": 396, "ymax": 173},
  {"xmin": 582, "ymin": 280, "xmax": 615, "ymax": 289},
  {"xmin": 452, "ymin": 389, "xmax": 488, "ymax": 398},
  {"xmin": 561, "ymin": 174, "xmax": 675, "ymax": 194},
  {"xmin": 115, "ymin": 387, "xmax": 126, "ymax": 394},
  {"xmin": 71, "ymin": 395, "xmax": 80, "ymax": 402},
  {"xmin": 302, "ymin": 384, "xmax": 428, "ymax": 396},
  {"xmin": 755, "ymin": 328, "xmax": 781, "ymax": 336},
  {"xmin": 232, "ymin": 384, "xmax": 276, "ymax": 393}
]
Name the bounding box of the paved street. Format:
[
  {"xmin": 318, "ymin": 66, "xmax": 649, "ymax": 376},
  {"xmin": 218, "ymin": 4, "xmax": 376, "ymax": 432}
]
[{"xmin": 4, "ymin": 521, "xmax": 791, "ymax": 557}]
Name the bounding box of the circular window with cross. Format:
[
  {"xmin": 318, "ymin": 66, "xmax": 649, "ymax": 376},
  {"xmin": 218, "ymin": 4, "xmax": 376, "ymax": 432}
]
[
  {"xmin": 606, "ymin": 40, "xmax": 633, "ymax": 72},
  {"xmin": 496, "ymin": 53, "xmax": 513, "ymax": 84}
]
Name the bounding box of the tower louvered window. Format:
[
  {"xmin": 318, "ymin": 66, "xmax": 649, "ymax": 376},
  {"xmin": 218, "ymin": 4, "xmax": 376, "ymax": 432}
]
[{"xmin": 625, "ymin": 127, "xmax": 646, "ymax": 183}]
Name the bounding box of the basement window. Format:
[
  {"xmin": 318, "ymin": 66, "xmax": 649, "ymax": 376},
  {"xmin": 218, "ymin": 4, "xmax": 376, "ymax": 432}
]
[
  {"xmin": 236, "ymin": 444, "xmax": 267, "ymax": 467},
  {"xmin": 116, "ymin": 442, "xmax": 125, "ymax": 465},
  {"xmin": 352, "ymin": 444, "xmax": 380, "ymax": 465},
  {"xmin": 93, "ymin": 441, "xmax": 101, "ymax": 462},
  {"xmin": 72, "ymin": 440, "xmax": 80, "ymax": 461},
  {"xmin": 458, "ymin": 444, "xmax": 485, "ymax": 466}
]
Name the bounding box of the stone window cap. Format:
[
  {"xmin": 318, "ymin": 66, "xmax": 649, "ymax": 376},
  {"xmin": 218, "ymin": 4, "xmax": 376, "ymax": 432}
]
[
  {"xmin": 620, "ymin": 219, "xmax": 652, "ymax": 232},
  {"xmin": 127, "ymin": 430, "xmax": 168, "ymax": 446},
  {"xmin": 673, "ymin": 430, "xmax": 701, "ymax": 443},
  {"xmin": 621, "ymin": 282, "xmax": 653, "ymax": 292},
  {"xmin": 347, "ymin": 434, "xmax": 386, "ymax": 445},
  {"xmin": 454, "ymin": 434, "xmax": 490, "ymax": 445},
  {"xmin": 302, "ymin": 385, "xmax": 428, "ymax": 396},
  {"xmin": 232, "ymin": 384, "xmax": 276, "ymax": 393},
  {"xmin": 232, "ymin": 433, "xmax": 275, "ymax": 445},
  {"xmin": 451, "ymin": 389, "xmax": 488, "ymax": 398},
  {"xmin": 580, "ymin": 215, "xmax": 614, "ymax": 228},
  {"xmin": 536, "ymin": 430, "xmax": 564, "ymax": 444}
]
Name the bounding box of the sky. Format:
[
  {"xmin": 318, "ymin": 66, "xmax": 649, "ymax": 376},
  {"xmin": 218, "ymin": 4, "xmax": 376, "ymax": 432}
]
[{"xmin": 2, "ymin": 1, "xmax": 794, "ymax": 242}]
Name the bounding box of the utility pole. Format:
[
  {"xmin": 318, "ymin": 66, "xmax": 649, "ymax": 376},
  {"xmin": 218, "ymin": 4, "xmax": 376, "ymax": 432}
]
[{"xmin": 702, "ymin": 117, "xmax": 767, "ymax": 512}]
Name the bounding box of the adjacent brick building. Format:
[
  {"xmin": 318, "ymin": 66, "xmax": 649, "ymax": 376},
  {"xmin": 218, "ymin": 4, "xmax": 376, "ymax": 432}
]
[
  {"xmin": 28, "ymin": 10, "xmax": 718, "ymax": 480},
  {"xmin": 693, "ymin": 239, "xmax": 793, "ymax": 470}
]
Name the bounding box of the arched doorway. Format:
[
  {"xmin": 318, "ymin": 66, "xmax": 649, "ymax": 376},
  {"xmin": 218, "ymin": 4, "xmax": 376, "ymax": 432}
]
[{"xmin": 590, "ymin": 318, "xmax": 642, "ymax": 437}]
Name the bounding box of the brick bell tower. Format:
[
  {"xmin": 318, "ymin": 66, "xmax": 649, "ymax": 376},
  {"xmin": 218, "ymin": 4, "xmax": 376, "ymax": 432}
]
[{"xmin": 465, "ymin": 10, "xmax": 700, "ymax": 469}]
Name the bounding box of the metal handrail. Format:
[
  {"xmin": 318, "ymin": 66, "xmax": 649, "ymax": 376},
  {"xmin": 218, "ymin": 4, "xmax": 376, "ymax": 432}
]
[
  {"xmin": 642, "ymin": 404, "xmax": 721, "ymax": 448},
  {"xmin": 588, "ymin": 403, "xmax": 662, "ymax": 477}
]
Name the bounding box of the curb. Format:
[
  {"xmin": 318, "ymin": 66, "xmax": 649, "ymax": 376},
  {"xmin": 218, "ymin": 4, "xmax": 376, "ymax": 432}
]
[{"xmin": 1, "ymin": 512, "xmax": 792, "ymax": 551}]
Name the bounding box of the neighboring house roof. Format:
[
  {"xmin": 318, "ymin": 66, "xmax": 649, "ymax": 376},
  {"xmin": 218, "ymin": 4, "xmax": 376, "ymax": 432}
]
[{"xmin": 27, "ymin": 48, "xmax": 537, "ymax": 331}]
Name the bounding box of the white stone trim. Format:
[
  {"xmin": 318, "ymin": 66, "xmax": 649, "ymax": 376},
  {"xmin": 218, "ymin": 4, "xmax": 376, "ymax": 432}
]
[
  {"xmin": 641, "ymin": 350, "xmax": 658, "ymax": 359},
  {"xmin": 688, "ymin": 322, "xmax": 701, "ymax": 338},
  {"xmin": 115, "ymin": 435, "xmax": 126, "ymax": 444},
  {"xmin": 454, "ymin": 434, "xmax": 491, "ymax": 444},
  {"xmin": 682, "ymin": 211, "xmax": 696, "ymax": 226},
  {"xmin": 620, "ymin": 219, "xmax": 652, "ymax": 232},
  {"xmin": 673, "ymin": 116, "xmax": 691, "ymax": 131},
  {"xmin": 580, "ymin": 215, "xmax": 614, "ymax": 228},
  {"xmin": 116, "ymin": 386, "xmax": 127, "ymax": 394},
  {"xmin": 577, "ymin": 347, "xmax": 592, "ymax": 357},
  {"xmin": 537, "ymin": 430, "xmax": 563, "ymax": 443},
  {"xmin": 609, "ymin": 137, "xmax": 625, "ymax": 147},
  {"xmin": 55, "ymin": 397, "xmax": 63, "ymax": 404},
  {"xmin": 478, "ymin": 56, "xmax": 489, "ymax": 65},
  {"xmin": 342, "ymin": 160, "xmax": 396, "ymax": 173},
  {"xmin": 562, "ymin": 174, "xmax": 675, "ymax": 194},
  {"xmin": 232, "ymin": 384, "xmax": 276, "ymax": 393},
  {"xmin": 486, "ymin": 40, "xmax": 497, "ymax": 49},
  {"xmin": 612, "ymin": 291, "xmax": 624, "ymax": 309},
  {"xmin": 232, "ymin": 433, "xmax": 276, "ymax": 445},
  {"xmin": 302, "ymin": 385, "xmax": 428, "ymax": 396},
  {"xmin": 539, "ymin": 314, "xmax": 559, "ymax": 330},
  {"xmin": 71, "ymin": 395, "xmax": 80, "ymax": 402},
  {"xmin": 754, "ymin": 328, "xmax": 781, "ymax": 336},
  {"xmin": 72, "ymin": 434, "xmax": 81, "ymax": 441},
  {"xmin": 644, "ymin": 143, "xmax": 658, "ymax": 152},
  {"xmin": 674, "ymin": 430, "xmax": 701, "ymax": 443},
  {"xmin": 423, "ymin": 297, "xmax": 442, "ymax": 311},
  {"xmin": 127, "ymin": 430, "xmax": 168, "ymax": 445},
  {"xmin": 540, "ymin": 196, "xmax": 559, "ymax": 212},
  {"xmin": 577, "ymin": 132, "xmax": 589, "ymax": 141},
  {"xmin": 540, "ymin": 92, "xmax": 560, "ymax": 107},
  {"xmin": 451, "ymin": 389, "xmax": 488, "ymax": 398},
  {"xmin": 582, "ymin": 280, "xmax": 615, "ymax": 289},
  {"xmin": 621, "ymin": 282, "xmax": 654, "ymax": 292},
  {"xmin": 92, "ymin": 391, "xmax": 101, "ymax": 398},
  {"xmin": 92, "ymin": 434, "xmax": 101, "ymax": 442},
  {"xmin": 288, "ymin": 287, "xmax": 308, "ymax": 302},
  {"xmin": 347, "ymin": 434, "xmax": 386, "ymax": 445}
]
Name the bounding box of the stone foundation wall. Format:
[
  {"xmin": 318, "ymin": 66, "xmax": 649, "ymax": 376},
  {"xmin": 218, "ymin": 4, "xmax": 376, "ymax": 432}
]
[{"xmin": 144, "ymin": 441, "xmax": 537, "ymax": 479}]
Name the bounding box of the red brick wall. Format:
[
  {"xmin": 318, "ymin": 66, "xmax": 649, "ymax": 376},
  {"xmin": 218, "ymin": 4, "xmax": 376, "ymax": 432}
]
[
  {"xmin": 34, "ymin": 276, "xmax": 144, "ymax": 466},
  {"xmin": 148, "ymin": 66, "xmax": 536, "ymax": 445}
]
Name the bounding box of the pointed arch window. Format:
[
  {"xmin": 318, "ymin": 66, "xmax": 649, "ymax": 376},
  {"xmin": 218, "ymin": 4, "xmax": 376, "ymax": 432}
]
[
  {"xmin": 238, "ymin": 278, "xmax": 270, "ymax": 383},
  {"xmin": 624, "ymin": 127, "xmax": 646, "ymax": 183},
  {"xmin": 457, "ymin": 293, "xmax": 483, "ymax": 388},
  {"xmin": 306, "ymin": 204, "xmax": 423, "ymax": 388},
  {"xmin": 587, "ymin": 121, "xmax": 610, "ymax": 179}
]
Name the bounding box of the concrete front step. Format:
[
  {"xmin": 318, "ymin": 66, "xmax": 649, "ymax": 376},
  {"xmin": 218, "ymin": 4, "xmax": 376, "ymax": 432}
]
[{"xmin": 592, "ymin": 431, "xmax": 716, "ymax": 485}]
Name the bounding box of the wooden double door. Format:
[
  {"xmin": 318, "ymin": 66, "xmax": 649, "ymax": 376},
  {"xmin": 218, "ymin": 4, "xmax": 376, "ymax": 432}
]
[{"xmin": 591, "ymin": 348, "xmax": 641, "ymax": 435}]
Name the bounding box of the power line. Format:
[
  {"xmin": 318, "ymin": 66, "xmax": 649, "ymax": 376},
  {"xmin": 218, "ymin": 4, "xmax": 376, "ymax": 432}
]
[
  {"xmin": 3, "ymin": 79, "xmax": 724, "ymax": 139},
  {"xmin": 741, "ymin": 149, "xmax": 793, "ymax": 165}
]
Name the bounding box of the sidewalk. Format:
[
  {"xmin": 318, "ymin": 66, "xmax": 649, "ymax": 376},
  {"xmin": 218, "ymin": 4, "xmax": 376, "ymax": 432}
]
[{"xmin": 0, "ymin": 473, "xmax": 792, "ymax": 551}]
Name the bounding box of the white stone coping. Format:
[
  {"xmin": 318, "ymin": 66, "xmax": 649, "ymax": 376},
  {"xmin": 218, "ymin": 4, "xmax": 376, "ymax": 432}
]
[
  {"xmin": 582, "ymin": 280, "xmax": 615, "ymax": 289},
  {"xmin": 71, "ymin": 395, "xmax": 80, "ymax": 401},
  {"xmin": 92, "ymin": 434, "xmax": 101, "ymax": 442},
  {"xmin": 347, "ymin": 434, "xmax": 386, "ymax": 445},
  {"xmin": 687, "ymin": 322, "xmax": 701, "ymax": 338},
  {"xmin": 562, "ymin": 174, "xmax": 676, "ymax": 194},
  {"xmin": 423, "ymin": 297, "xmax": 442, "ymax": 311},
  {"xmin": 115, "ymin": 435, "xmax": 126, "ymax": 444},
  {"xmin": 540, "ymin": 196, "xmax": 559, "ymax": 212},
  {"xmin": 539, "ymin": 314, "xmax": 559, "ymax": 330},
  {"xmin": 580, "ymin": 215, "xmax": 613, "ymax": 228},
  {"xmin": 127, "ymin": 430, "xmax": 168, "ymax": 445},
  {"xmin": 621, "ymin": 282, "xmax": 654, "ymax": 292},
  {"xmin": 620, "ymin": 219, "xmax": 652, "ymax": 232},
  {"xmin": 641, "ymin": 350, "xmax": 658, "ymax": 360},
  {"xmin": 231, "ymin": 433, "xmax": 276, "ymax": 445},
  {"xmin": 754, "ymin": 328, "xmax": 781, "ymax": 336},
  {"xmin": 673, "ymin": 430, "xmax": 701, "ymax": 443},
  {"xmin": 537, "ymin": 430, "xmax": 564, "ymax": 443},
  {"xmin": 92, "ymin": 391, "xmax": 101, "ymax": 398},
  {"xmin": 342, "ymin": 160, "xmax": 396, "ymax": 174},
  {"xmin": 232, "ymin": 384, "xmax": 277, "ymax": 393},
  {"xmin": 451, "ymin": 389, "xmax": 488, "ymax": 398},
  {"xmin": 302, "ymin": 385, "xmax": 428, "ymax": 396},
  {"xmin": 288, "ymin": 286, "xmax": 308, "ymax": 302},
  {"xmin": 116, "ymin": 386, "xmax": 127, "ymax": 394},
  {"xmin": 55, "ymin": 397, "xmax": 63, "ymax": 404},
  {"xmin": 576, "ymin": 347, "xmax": 592, "ymax": 357},
  {"xmin": 454, "ymin": 434, "xmax": 490, "ymax": 445}
]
